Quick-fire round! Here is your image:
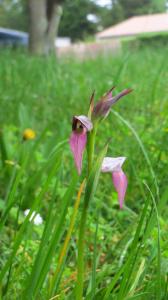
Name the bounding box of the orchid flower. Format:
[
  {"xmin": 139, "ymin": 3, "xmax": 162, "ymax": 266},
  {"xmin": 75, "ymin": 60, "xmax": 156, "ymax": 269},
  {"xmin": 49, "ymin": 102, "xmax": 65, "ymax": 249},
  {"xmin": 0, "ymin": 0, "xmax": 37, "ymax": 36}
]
[
  {"xmin": 69, "ymin": 115, "xmax": 93, "ymax": 175},
  {"xmin": 101, "ymin": 157, "xmax": 127, "ymax": 208},
  {"xmin": 93, "ymin": 87, "xmax": 132, "ymax": 119},
  {"xmin": 69, "ymin": 87, "xmax": 132, "ymax": 299}
]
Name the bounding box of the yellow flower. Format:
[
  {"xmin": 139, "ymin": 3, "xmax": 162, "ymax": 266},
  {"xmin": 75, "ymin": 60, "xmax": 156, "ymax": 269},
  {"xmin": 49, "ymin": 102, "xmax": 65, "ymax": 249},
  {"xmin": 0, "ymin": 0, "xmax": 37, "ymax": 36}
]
[{"xmin": 23, "ymin": 128, "xmax": 36, "ymax": 141}]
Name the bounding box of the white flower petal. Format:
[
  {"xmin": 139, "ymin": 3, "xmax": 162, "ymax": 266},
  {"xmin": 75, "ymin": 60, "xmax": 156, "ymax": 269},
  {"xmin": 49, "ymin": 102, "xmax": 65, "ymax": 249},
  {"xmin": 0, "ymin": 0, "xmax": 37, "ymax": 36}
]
[
  {"xmin": 24, "ymin": 209, "xmax": 30, "ymax": 216},
  {"xmin": 24, "ymin": 209, "xmax": 43, "ymax": 225},
  {"xmin": 101, "ymin": 157, "xmax": 126, "ymax": 173},
  {"xmin": 34, "ymin": 214, "xmax": 43, "ymax": 225}
]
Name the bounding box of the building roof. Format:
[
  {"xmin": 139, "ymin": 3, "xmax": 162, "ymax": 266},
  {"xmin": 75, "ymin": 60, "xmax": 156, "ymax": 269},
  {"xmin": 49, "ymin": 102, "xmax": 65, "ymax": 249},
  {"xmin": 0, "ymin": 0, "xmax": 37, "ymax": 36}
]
[{"xmin": 96, "ymin": 13, "xmax": 168, "ymax": 39}]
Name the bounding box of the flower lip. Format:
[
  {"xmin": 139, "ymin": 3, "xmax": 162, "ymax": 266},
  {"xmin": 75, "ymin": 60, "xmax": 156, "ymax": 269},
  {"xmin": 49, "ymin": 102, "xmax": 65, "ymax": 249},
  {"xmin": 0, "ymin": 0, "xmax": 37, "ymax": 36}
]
[
  {"xmin": 72, "ymin": 115, "xmax": 93, "ymax": 132},
  {"xmin": 70, "ymin": 115, "xmax": 93, "ymax": 175},
  {"xmin": 101, "ymin": 157, "xmax": 126, "ymax": 173},
  {"xmin": 69, "ymin": 131, "xmax": 87, "ymax": 174}
]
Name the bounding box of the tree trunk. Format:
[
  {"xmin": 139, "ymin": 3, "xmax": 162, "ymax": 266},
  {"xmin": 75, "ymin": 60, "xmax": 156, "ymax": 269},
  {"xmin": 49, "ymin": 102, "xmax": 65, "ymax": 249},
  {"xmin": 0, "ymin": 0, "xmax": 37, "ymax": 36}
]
[
  {"xmin": 28, "ymin": 0, "xmax": 63, "ymax": 55},
  {"xmin": 46, "ymin": 1, "xmax": 62, "ymax": 54},
  {"xmin": 28, "ymin": 0, "xmax": 47, "ymax": 55}
]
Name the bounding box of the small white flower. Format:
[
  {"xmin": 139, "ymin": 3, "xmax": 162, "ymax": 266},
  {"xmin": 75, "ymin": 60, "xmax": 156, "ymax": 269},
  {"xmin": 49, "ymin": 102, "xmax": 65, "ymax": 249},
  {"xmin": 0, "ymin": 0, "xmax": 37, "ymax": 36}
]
[{"xmin": 24, "ymin": 209, "xmax": 43, "ymax": 225}]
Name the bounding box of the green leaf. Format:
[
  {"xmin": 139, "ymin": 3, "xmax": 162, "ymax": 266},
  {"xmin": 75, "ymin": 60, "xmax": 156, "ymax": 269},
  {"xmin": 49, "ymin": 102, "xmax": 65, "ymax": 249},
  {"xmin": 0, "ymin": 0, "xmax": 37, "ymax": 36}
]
[{"xmin": 23, "ymin": 173, "xmax": 78, "ymax": 299}]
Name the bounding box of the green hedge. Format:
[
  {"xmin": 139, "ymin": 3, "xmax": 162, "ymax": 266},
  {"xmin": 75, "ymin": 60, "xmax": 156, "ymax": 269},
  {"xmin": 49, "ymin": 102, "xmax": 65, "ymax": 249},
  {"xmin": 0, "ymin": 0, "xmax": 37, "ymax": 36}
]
[{"xmin": 122, "ymin": 33, "xmax": 168, "ymax": 50}]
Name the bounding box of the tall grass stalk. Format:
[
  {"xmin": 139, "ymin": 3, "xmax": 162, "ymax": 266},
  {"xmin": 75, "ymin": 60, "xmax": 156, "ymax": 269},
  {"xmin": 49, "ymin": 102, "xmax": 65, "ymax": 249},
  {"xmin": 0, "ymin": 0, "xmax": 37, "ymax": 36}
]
[{"xmin": 49, "ymin": 179, "xmax": 86, "ymax": 297}]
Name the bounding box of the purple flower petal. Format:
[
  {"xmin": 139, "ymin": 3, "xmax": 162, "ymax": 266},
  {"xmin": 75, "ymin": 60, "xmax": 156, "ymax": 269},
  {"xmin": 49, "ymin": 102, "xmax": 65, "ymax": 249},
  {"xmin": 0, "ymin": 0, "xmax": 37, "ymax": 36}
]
[
  {"xmin": 93, "ymin": 87, "xmax": 115, "ymax": 118},
  {"xmin": 106, "ymin": 89, "xmax": 132, "ymax": 107},
  {"xmin": 112, "ymin": 171, "xmax": 128, "ymax": 209},
  {"xmin": 69, "ymin": 131, "xmax": 87, "ymax": 175},
  {"xmin": 93, "ymin": 87, "xmax": 132, "ymax": 118}
]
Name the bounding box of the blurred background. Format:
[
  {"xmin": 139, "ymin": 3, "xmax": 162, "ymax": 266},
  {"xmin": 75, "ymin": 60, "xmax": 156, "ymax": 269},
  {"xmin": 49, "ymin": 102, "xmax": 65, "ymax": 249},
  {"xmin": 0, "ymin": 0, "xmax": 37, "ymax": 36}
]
[{"xmin": 0, "ymin": 0, "xmax": 168, "ymax": 56}]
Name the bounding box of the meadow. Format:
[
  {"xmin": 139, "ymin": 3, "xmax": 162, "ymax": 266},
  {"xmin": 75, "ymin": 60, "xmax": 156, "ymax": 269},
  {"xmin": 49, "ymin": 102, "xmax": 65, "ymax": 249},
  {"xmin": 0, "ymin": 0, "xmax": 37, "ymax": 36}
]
[{"xmin": 0, "ymin": 46, "xmax": 168, "ymax": 299}]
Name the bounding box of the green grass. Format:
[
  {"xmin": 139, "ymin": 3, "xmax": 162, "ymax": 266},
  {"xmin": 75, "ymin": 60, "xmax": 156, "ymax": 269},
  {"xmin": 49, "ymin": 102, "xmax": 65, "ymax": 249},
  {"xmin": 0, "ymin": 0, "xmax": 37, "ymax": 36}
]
[{"xmin": 0, "ymin": 46, "xmax": 168, "ymax": 299}]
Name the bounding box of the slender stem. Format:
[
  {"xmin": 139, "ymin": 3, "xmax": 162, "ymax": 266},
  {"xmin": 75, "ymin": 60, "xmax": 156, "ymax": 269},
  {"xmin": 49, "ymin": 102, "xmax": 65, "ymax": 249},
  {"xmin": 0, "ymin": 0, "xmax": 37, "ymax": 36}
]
[
  {"xmin": 87, "ymin": 125, "xmax": 97, "ymax": 175},
  {"xmin": 76, "ymin": 126, "xmax": 97, "ymax": 300},
  {"xmin": 76, "ymin": 200, "xmax": 88, "ymax": 300}
]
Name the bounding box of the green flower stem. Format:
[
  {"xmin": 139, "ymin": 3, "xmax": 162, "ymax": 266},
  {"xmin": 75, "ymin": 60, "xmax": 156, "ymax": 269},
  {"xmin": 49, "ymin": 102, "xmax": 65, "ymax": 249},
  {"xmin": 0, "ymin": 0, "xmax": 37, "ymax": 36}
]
[
  {"xmin": 87, "ymin": 125, "xmax": 97, "ymax": 175},
  {"xmin": 76, "ymin": 200, "xmax": 89, "ymax": 300},
  {"xmin": 76, "ymin": 126, "xmax": 97, "ymax": 300}
]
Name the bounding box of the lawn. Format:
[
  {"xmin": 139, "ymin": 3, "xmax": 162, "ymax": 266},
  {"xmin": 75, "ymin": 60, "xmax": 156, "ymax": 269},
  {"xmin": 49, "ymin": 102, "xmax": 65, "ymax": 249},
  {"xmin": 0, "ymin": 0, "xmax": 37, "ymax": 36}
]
[{"xmin": 0, "ymin": 46, "xmax": 168, "ymax": 299}]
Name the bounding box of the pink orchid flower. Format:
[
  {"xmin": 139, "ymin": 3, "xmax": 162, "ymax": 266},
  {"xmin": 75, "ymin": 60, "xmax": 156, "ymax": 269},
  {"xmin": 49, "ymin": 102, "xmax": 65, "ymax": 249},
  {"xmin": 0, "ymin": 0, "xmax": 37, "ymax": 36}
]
[
  {"xmin": 101, "ymin": 157, "xmax": 127, "ymax": 208},
  {"xmin": 69, "ymin": 115, "xmax": 93, "ymax": 175},
  {"xmin": 93, "ymin": 87, "xmax": 132, "ymax": 119}
]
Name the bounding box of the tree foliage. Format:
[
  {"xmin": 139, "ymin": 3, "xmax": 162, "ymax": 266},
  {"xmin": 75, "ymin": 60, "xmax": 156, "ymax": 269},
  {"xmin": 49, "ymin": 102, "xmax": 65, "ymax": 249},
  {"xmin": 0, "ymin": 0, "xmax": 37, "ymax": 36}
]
[
  {"xmin": 117, "ymin": 0, "xmax": 166, "ymax": 18},
  {"xmin": 58, "ymin": 0, "xmax": 101, "ymax": 41},
  {"xmin": 0, "ymin": 0, "xmax": 28, "ymax": 31}
]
